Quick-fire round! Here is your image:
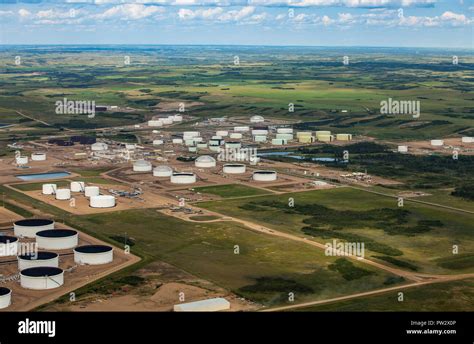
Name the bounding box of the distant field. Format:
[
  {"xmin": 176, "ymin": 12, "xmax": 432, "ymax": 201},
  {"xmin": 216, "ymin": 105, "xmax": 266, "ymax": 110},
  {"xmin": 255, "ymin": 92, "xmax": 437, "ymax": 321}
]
[
  {"xmin": 197, "ymin": 187, "xmax": 474, "ymax": 274},
  {"xmin": 292, "ymin": 278, "xmax": 474, "ymax": 312},
  {"xmin": 194, "ymin": 184, "xmax": 271, "ymax": 198}
]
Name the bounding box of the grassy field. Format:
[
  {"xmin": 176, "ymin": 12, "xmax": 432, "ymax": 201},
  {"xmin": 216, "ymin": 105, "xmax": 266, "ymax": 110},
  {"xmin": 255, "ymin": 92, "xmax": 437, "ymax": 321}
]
[
  {"xmin": 194, "ymin": 184, "xmax": 271, "ymax": 198},
  {"xmin": 292, "ymin": 278, "xmax": 474, "ymax": 312},
  {"xmin": 197, "ymin": 187, "xmax": 474, "ymax": 274}
]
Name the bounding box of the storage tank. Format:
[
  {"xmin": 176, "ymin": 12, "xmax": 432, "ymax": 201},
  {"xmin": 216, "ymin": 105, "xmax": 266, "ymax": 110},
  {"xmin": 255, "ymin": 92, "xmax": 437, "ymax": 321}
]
[
  {"xmin": 18, "ymin": 251, "xmax": 59, "ymax": 271},
  {"xmin": 153, "ymin": 165, "xmax": 173, "ymax": 177},
  {"xmin": 42, "ymin": 183, "xmax": 57, "ymax": 195},
  {"xmin": 430, "ymin": 139, "xmax": 444, "ymax": 146},
  {"xmin": 254, "ymin": 135, "xmax": 267, "ymax": 142},
  {"xmin": 223, "ymin": 164, "xmax": 246, "ymax": 174},
  {"xmin": 36, "ymin": 229, "xmax": 78, "ymax": 250},
  {"xmin": 250, "ymin": 115, "xmax": 265, "ymax": 123},
  {"xmin": 272, "ymin": 139, "xmax": 287, "ymax": 145},
  {"xmin": 90, "ymin": 195, "xmax": 116, "ymax": 208},
  {"xmin": 70, "ymin": 181, "xmax": 85, "ymax": 192},
  {"xmin": 296, "ymin": 131, "xmax": 313, "ymax": 138},
  {"xmin": 253, "ymin": 170, "xmax": 277, "ymax": 182},
  {"xmin": 84, "ymin": 186, "xmax": 100, "ymax": 197},
  {"xmin": 276, "ymin": 133, "xmax": 293, "ymax": 141},
  {"xmin": 148, "ymin": 120, "xmax": 163, "ymax": 127},
  {"xmin": 277, "ymin": 128, "xmax": 293, "ymax": 134},
  {"xmin": 398, "ymin": 145, "xmax": 408, "ymax": 153},
  {"xmin": 195, "ymin": 155, "xmax": 216, "ymax": 168},
  {"xmin": 170, "ymin": 172, "xmax": 196, "ymax": 184},
  {"xmin": 55, "ymin": 188, "xmax": 71, "ymax": 200},
  {"xmin": 14, "ymin": 219, "xmax": 54, "ymax": 238},
  {"xmin": 173, "ymin": 138, "xmax": 184, "ymax": 144},
  {"xmin": 74, "ymin": 245, "xmax": 113, "ymax": 265},
  {"xmin": 153, "ymin": 139, "xmax": 164, "ymax": 146},
  {"xmin": 160, "ymin": 117, "xmax": 173, "ymax": 125},
  {"xmin": 216, "ymin": 130, "xmax": 229, "ymax": 137},
  {"xmin": 31, "ymin": 152, "xmax": 46, "ymax": 161},
  {"xmin": 461, "ymin": 137, "xmax": 474, "ymax": 143},
  {"xmin": 183, "ymin": 131, "xmax": 200, "ymax": 140},
  {"xmin": 336, "ymin": 134, "xmax": 352, "ymax": 141},
  {"xmin": 20, "ymin": 267, "xmax": 64, "ymax": 290},
  {"xmin": 0, "ymin": 235, "xmax": 18, "ymax": 257},
  {"xmin": 91, "ymin": 142, "xmax": 108, "ymax": 151},
  {"xmin": 16, "ymin": 156, "xmax": 28, "ymax": 165},
  {"xmin": 316, "ymin": 130, "xmax": 331, "ymax": 136},
  {"xmin": 225, "ymin": 141, "xmax": 242, "ymax": 149},
  {"xmin": 0, "ymin": 287, "xmax": 11, "ymax": 309},
  {"xmin": 229, "ymin": 133, "xmax": 243, "ymax": 139},
  {"xmin": 172, "ymin": 114, "xmax": 183, "ymax": 122},
  {"xmin": 317, "ymin": 134, "xmax": 334, "ymax": 142},
  {"xmin": 197, "ymin": 143, "xmax": 208, "ymax": 149},
  {"xmin": 234, "ymin": 126, "xmax": 250, "ymax": 132},
  {"xmin": 188, "ymin": 146, "xmax": 197, "ymax": 153},
  {"xmin": 209, "ymin": 145, "xmax": 221, "ymax": 152},
  {"xmin": 252, "ymin": 129, "xmax": 268, "ymax": 136},
  {"xmin": 133, "ymin": 159, "xmax": 152, "ymax": 172},
  {"xmin": 209, "ymin": 139, "xmax": 224, "ymax": 146}
]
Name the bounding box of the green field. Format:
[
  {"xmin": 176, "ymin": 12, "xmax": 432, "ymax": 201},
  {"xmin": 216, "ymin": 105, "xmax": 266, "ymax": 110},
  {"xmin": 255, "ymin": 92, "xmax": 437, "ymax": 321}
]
[{"xmin": 194, "ymin": 184, "xmax": 271, "ymax": 198}]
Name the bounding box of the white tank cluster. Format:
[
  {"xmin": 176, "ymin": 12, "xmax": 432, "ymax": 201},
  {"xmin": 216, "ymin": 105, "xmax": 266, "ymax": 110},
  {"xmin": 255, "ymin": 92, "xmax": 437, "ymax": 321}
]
[
  {"xmin": 42, "ymin": 183, "xmax": 57, "ymax": 195},
  {"xmin": 18, "ymin": 252, "xmax": 59, "ymax": 271},
  {"xmin": 14, "ymin": 219, "xmax": 55, "ymax": 238},
  {"xmin": 74, "ymin": 245, "xmax": 113, "ymax": 265},
  {"xmin": 31, "ymin": 152, "xmax": 46, "ymax": 161},
  {"xmin": 253, "ymin": 170, "xmax": 277, "ymax": 182},
  {"xmin": 70, "ymin": 181, "xmax": 85, "ymax": 192},
  {"xmin": 223, "ymin": 164, "xmax": 246, "ymax": 174},
  {"xmin": 430, "ymin": 139, "xmax": 444, "ymax": 146},
  {"xmin": 195, "ymin": 155, "xmax": 216, "ymax": 168},
  {"xmin": 0, "ymin": 235, "xmax": 18, "ymax": 257},
  {"xmin": 250, "ymin": 115, "xmax": 265, "ymax": 123},
  {"xmin": 133, "ymin": 159, "xmax": 152, "ymax": 172},
  {"xmin": 0, "ymin": 287, "xmax": 11, "ymax": 309},
  {"xmin": 20, "ymin": 267, "xmax": 64, "ymax": 290},
  {"xmin": 170, "ymin": 172, "xmax": 196, "ymax": 184},
  {"xmin": 90, "ymin": 195, "xmax": 116, "ymax": 208},
  {"xmin": 55, "ymin": 188, "xmax": 71, "ymax": 200},
  {"xmin": 91, "ymin": 142, "xmax": 108, "ymax": 151},
  {"xmin": 84, "ymin": 186, "xmax": 100, "ymax": 197},
  {"xmin": 153, "ymin": 165, "xmax": 173, "ymax": 177},
  {"xmin": 36, "ymin": 229, "xmax": 78, "ymax": 250}
]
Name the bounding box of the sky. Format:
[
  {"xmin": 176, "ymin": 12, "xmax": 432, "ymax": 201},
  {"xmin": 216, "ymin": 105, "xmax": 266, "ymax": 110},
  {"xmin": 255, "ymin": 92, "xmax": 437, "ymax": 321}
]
[{"xmin": 0, "ymin": 0, "xmax": 472, "ymax": 47}]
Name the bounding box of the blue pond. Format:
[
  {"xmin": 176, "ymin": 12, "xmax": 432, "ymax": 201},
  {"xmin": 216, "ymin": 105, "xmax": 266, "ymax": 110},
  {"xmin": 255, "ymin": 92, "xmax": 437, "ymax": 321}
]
[
  {"xmin": 258, "ymin": 151, "xmax": 346, "ymax": 163},
  {"xmin": 16, "ymin": 171, "xmax": 71, "ymax": 181}
]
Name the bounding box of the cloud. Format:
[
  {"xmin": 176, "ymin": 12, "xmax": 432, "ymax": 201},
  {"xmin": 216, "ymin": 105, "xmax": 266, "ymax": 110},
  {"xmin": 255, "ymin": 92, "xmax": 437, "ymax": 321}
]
[
  {"xmin": 18, "ymin": 9, "xmax": 32, "ymax": 18},
  {"xmin": 178, "ymin": 7, "xmax": 223, "ymax": 19},
  {"xmin": 95, "ymin": 4, "xmax": 165, "ymax": 20}
]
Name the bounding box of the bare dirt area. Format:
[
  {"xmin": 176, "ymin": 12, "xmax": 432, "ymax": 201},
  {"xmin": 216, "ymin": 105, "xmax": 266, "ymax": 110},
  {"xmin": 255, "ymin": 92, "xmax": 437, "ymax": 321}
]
[
  {"xmin": 0, "ymin": 223, "xmax": 139, "ymax": 311},
  {"xmin": 0, "ymin": 207, "xmax": 23, "ymax": 225},
  {"xmin": 47, "ymin": 261, "xmax": 257, "ymax": 312}
]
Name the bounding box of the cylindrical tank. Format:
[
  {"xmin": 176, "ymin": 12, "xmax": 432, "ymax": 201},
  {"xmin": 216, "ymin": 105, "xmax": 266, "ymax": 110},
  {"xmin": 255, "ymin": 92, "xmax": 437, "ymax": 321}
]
[
  {"xmin": 234, "ymin": 126, "xmax": 250, "ymax": 132},
  {"xmin": 153, "ymin": 139, "xmax": 164, "ymax": 146},
  {"xmin": 461, "ymin": 137, "xmax": 474, "ymax": 143},
  {"xmin": 18, "ymin": 251, "xmax": 59, "ymax": 271},
  {"xmin": 91, "ymin": 142, "xmax": 108, "ymax": 151},
  {"xmin": 90, "ymin": 195, "xmax": 116, "ymax": 208},
  {"xmin": 430, "ymin": 139, "xmax": 444, "ymax": 146},
  {"xmin": 0, "ymin": 235, "xmax": 18, "ymax": 257},
  {"xmin": 252, "ymin": 129, "xmax": 268, "ymax": 136},
  {"xmin": 276, "ymin": 128, "xmax": 293, "ymax": 134},
  {"xmin": 36, "ymin": 229, "xmax": 78, "ymax": 250},
  {"xmin": 31, "ymin": 152, "xmax": 47, "ymax": 161},
  {"xmin": 84, "ymin": 186, "xmax": 100, "ymax": 197},
  {"xmin": 216, "ymin": 130, "xmax": 229, "ymax": 137},
  {"xmin": 195, "ymin": 155, "xmax": 216, "ymax": 168},
  {"xmin": 250, "ymin": 115, "xmax": 264, "ymax": 123},
  {"xmin": 148, "ymin": 120, "xmax": 163, "ymax": 127},
  {"xmin": 336, "ymin": 134, "xmax": 352, "ymax": 141},
  {"xmin": 173, "ymin": 138, "xmax": 184, "ymax": 144},
  {"xmin": 55, "ymin": 188, "xmax": 71, "ymax": 200},
  {"xmin": 0, "ymin": 287, "xmax": 12, "ymax": 309},
  {"xmin": 133, "ymin": 159, "xmax": 152, "ymax": 172},
  {"xmin": 70, "ymin": 181, "xmax": 85, "ymax": 192},
  {"xmin": 253, "ymin": 170, "xmax": 277, "ymax": 182},
  {"xmin": 20, "ymin": 267, "xmax": 64, "ymax": 290},
  {"xmin": 223, "ymin": 164, "xmax": 246, "ymax": 174},
  {"xmin": 153, "ymin": 165, "xmax": 173, "ymax": 177},
  {"xmin": 172, "ymin": 114, "xmax": 183, "ymax": 122},
  {"xmin": 229, "ymin": 133, "xmax": 243, "ymax": 139},
  {"xmin": 398, "ymin": 145, "xmax": 408, "ymax": 153},
  {"xmin": 170, "ymin": 173, "xmax": 196, "ymax": 184},
  {"xmin": 14, "ymin": 219, "xmax": 54, "ymax": 238},
  {"xmin": 16, "ymin": 156, "xmax": 28, "ymax": 165},
  {"xmin": 225, "ymin": 142, "xmax": 242, "ymax": 149},
  {"xmin": 42, "ymin": 183, "xmax": 57, "ymax": 195},
  {"xmin": 74, "ymin": 245, "xmax": 113, "ymax": 265}
]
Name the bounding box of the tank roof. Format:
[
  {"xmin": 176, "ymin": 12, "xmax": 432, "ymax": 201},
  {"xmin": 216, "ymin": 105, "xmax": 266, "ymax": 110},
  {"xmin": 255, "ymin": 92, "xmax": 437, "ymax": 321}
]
[
  {"xmin": 75, "ymin": 245, "xmax": 113, "ymax": 254},
  {"xmin": 0, "ymin": 235, "xmax": 18, "ymax": 243},
  {"xmin": 18, "ymin": 251, "xmax": 58, "ymax": 260},
  {"xmin": 36, "ymin": 229, "xmax": 77, "ymax": 238},
  {"xmin": 21, "ymin": 267, "xmax": 63, "ymax": 277},
  {"xmin": 15, "ymin": 219, "xmax": 53, "ymax": 227},
  {"xmin": 0, "ymin": 287, "xmax": 11, "ymax": 296}
]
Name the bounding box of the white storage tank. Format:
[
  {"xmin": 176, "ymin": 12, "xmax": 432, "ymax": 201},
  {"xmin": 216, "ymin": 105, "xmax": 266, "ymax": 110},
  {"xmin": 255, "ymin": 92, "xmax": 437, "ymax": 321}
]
[
  {"xmin": 36, "ymin": 229, "xmax": 78, "ymax": 250},
  {"xmin": 223, "ymin": 164, "xmax": 246, "ymax": 174},
  {"xmin": 153, "ymin": 165, "xmax": 173, "ymax": 177},
  {"xmin": 70, "ymin": 181, "xmax": 85, "ymax": 192},
  {"xmin": 0, "ymin": 235, "xmax": 18, "ymax": 257},
  {"xmin": 276, "ymin": 133, "xmax": 293, "ymax": 141},
  {"xmin": 272, "ymin": 139, "xmax": 287, "ymax": 145},
  {"xmin": 90, "ymin": 195, "xmax": 116, "ymax": 208},
  {"xmin": 20, "ymin": 267, "xmax": 64, "ymax": 290},
  {"xmin": 172, "ymin": 114, "xmax": 183, "ymax": 122},
  {"xmin": 225, "ymin": 141, "xmax": 242, "ymax": 149},
  {"xmin": 216, "ymin": 130, "xmax": 229, "ymax": 137},
  {"xmin": 209, "ymin": 145, "xmax": 221, "ymax": 152},
  {"xmin": 173, "ymin": 138, "xmax": 184, "ymax": 144},
  {"xmin": 250, "ymin": 115, "xmax": 265, "ymax": 123},
  {"xmin": 16, "ymin": 156, "xmax": 28, "ymax": 165},
  {"xmin": 234, "ymin": 126, "xmax": 250, "ymax": 132},
  {"xmin": 0, "ymin": 287, "xmax": 11, "ymax": 309},
  {"xmin": 254, "ymin": 135, "xmax": 267, "ymax": 142},
  {"xmin": 170, "ymin": 172, "xmax": 196, "ymax": 184},
  {"xmin": 148, "ymin": 120, "xmax": 163, "ymax": 127},
  {"xmin": 336, "ymin": 134, "xmax": 352, "ymax": 141},
  {"xmin": 183, "ymin": 131, "xmax": 200, "ymax": 140},
  {"xmin": 430, "ymin": 139, "xmax": 444, "ymax": 146},
  {"xmin": 195, "ymin": 155, "xmax": 216, "ymax": 168},
  {"xmin": 461, "ymin": 137, "xmax": 474, "ymax": 143},
  {"xmin": 55, "ymin": 188, "xmax": 71, "ymax": 200},
  {"xmin": 42, "ymin": 183, "xmax": 57, "ymax": 195},
  {"xmin": 133, "ymin": 159, "xmax": 152, "ymax": 172},
  {"xmin": 189, "ymin": 146, "xmax": 197, "ymax": 153},
  {"xmin": 14, "ymin": 219, "xmax": 54, "ymax": 238},
  {"xmin": 253, "ymin": 170, "xmax": 277, "ymax": 182},
  {"xmin": 74, "ymin": 245, "xmax": 113, "ymax": 265},
  {"xmin": 153, "ymin": 139, "xmax": 164, "ymax": 146},
  {"xmin": 229, "ymin": 133, "xmax": 243, "ymax": 139},
  {"xmin": 277, "ymin": 127, "xmax": 293, "ymax": 134},
  {"xmin": 84, "ymin": 186, "xmax": 100, "ymax": 197},
  {"xmin": 18, "ymin": 251, "xmax": 59, "ymax": 271},
  {"xmin": 398, "ymin": 145, "xmax": 408, "ymax": 153},
  {"xmin": 196, "ymin": 143, "xmax": 207, "ymax": 149},
  {"xmin": 91, "ymin": 142, "xmax": 108, "ymax": 151},
  {"xmin": 125, "ymin": 144, "xmax": 136, "ymax": 151},
  {"xmin": 252, "ymin": 129, "xmax": 269, "ymax": 136},
  {"xmin": 160, "ymin": 117, "xmax": 173, "ymax": 125},
  {"xmin": 31, "ymin": 152, "xmax": 46, "ymax": 161}
]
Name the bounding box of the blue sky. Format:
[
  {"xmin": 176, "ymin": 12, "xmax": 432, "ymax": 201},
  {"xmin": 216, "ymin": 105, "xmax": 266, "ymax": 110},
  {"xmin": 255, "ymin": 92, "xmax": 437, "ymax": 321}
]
[{"xmin": 0, "ymin": 0, "xmax": 472, "ymax": 47}]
